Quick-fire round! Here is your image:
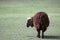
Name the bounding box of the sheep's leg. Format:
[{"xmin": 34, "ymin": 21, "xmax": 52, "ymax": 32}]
[
  {"xmin": 42, "ymin": 30, "xmax": 44, "ymax": 38},
  {"xmin": 37, "ymin": 29, "xmax": 40, "ymax": 38},
  {"xmin": 42, "ymin": 28, "xmax": 46, "ymax": 38}
]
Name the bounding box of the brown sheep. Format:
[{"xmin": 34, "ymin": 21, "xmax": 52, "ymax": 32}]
[{"xmin": 26, "ymin": 12, "xmax": 49, "ymax": 38}]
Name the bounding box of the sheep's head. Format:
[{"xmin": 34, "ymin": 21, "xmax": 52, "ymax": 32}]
[{"xmin": 26, "ymin": 17, "xmax": 33, "ymax": 27}]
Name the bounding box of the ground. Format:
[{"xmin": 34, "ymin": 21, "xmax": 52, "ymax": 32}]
[{"xmin": 0, "ymin": 0, "xmax": 60, "ymax": 40}]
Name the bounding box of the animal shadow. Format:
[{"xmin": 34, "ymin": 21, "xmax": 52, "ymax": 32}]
[{"xmin": 44, "ymin": 35, "xmax": 60, "ymax": 39}]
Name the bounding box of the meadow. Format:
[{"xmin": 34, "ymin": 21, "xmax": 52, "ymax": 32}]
[{"xmin": 0, "ymin": 0, "xmax": 60, "ymax": 40}]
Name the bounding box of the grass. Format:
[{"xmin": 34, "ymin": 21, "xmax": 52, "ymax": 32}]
[{"xmin": 0, "ymin": 0, "xmax": 60, "ymax": 40}]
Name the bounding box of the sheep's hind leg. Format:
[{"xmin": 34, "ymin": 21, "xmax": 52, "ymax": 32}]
[{"xmin": 37, "ymin": 29, "xmax": 40, "ymax": 38}]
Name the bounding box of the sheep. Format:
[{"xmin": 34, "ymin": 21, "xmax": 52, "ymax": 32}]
[{"xmin": 26, "ymin": 12, "xmax": 49, "ymax": 38}]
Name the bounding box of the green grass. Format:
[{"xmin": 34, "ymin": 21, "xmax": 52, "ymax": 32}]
[{"xmin": 0, "ymin": 0, "xmax": 60, "ymax": 40}]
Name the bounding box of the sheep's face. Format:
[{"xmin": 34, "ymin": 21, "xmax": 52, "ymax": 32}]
[{"xmin": 26, "ymin": 17, "xmax": 33, "ymax": 27}]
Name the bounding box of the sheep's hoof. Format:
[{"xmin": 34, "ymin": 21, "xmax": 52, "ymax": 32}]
[
  {"xmin": 42, "ymin": 36, "xmax": 44, "ymax": 38},
  {"xmin": 37, "ymin": 35, "xmax": 40, "ymax": 38}
]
